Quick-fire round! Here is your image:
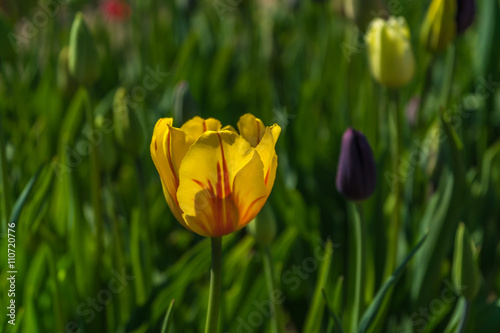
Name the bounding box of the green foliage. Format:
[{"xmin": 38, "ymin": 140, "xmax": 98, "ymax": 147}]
[{"xmin": 1, "ymin": 1, "xmax": 500, "ymax": 332}]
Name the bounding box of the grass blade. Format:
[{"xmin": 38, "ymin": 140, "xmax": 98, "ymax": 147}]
[
  {"xmin": 161, "ymin": 300, "xmax": 175, "ymax": 333},
  {"xmin": 358, "ymin": 234, "xmax": 428, "ymax": 333},
  {"xmin": 9, "ymin": 164, "xmax": 43, "ymax": 226}
]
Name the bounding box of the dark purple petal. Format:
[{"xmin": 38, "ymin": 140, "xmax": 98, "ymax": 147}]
[
  {"xmin": 336, "ymin": 128, "xmax": 377, "ymax": 201},
  {"xmin": 456, "ymin": 0, "xmax": 475, "ymax": 34}
]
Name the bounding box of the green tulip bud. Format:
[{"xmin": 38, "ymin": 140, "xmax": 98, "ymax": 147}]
[
  {"xmin": 421, "ymin": 0, "xmax": 457, "ymax": 54},
  {"xmin": 365, "ymin": 17, "xmax": 415, "ymax": 89},
  {"xmin": 113, "ymin": 88, "xmax": 144, "ymax": 156},
  {"xmin": 246, "ymin": 204, "xmax": 277, "ymax": 247},
  {"xmin": 173, "ymin": 81, "xmax": 199, "ymax": 125},
  {"xmin": 68, "ymin": 12, "xmax": 100, "ymax": 85},
  {"xmin": 95, "ymin": 115, "xmax": 117, "ymax": 172},
  {"xmin": 452, "ymin": 223, "xmax": 480, "ymax": 301}
]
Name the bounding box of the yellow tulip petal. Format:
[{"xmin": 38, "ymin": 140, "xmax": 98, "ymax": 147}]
[
  {"xmin": 167, "ymin": 125, "xmax": 194, "ymax": 176},
  {"xmin": 255, "ymin": 124, "xmax": 281, "ymax": 195},
  {"xmin": 177, "ymin": 131, "xmax": 257, "ymax": 236},
  {"xmin": 237, "ymin": 113, "xmax": 266, "ymax": 147},
  {"xmin": 150, "ymin": 118, "xmax": 178, "ymax": 202},
  {"xmin": 232, "ymin": 153, "xmax": 267, "ymax": 228},
  {"xmin": 161, "ymin": 181, "xmax": 188, "ymax": 229},
  {"xmin": 222, "ymin": 125, "xmax": 237, "ymax": 133},
  {"xmin": 180, "ymin": 116, "xmax": 222, "ymax": 141}
]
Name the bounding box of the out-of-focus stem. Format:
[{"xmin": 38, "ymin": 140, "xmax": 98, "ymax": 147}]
[
  {"xmin": 384, "ymin": 90, "xmax": 402, "ymax": 279},
  {"xmin": 417, "ymin": 57, "xmax": 434, "ymax": 130},
  {"xmin": 347, "ymin": 202, "xmax": 365, "ymax": 332},
  {"xmin": 457, "ymin": 300, "xmax": 470, "ymax": 333}
]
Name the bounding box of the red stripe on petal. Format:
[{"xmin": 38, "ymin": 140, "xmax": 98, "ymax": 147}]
[
  {"xmin": 241, "ymin": 195, "xmax": 266, "ymax": 223},
  {"xmin": 192, "ymin": 179, "xmax": 206, "ymax": 189}
]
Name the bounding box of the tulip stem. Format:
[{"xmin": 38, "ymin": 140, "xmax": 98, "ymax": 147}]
[
  {"xmin": 206, "ymin": 237, "xmax": 223, "ymax": 333},
  {"xmin": 417, "ymin": 57, "xmax": 434, "ymax": 130},
  {"xmin": 457, "ymin": 300, "xmax": 470, "ymax": 333},
  {"xmin": 82, "ymin": 88, "xmax": 103, "ymax": 268},
  {"xmin": 384, "ymin": 90, "xmax": 403, "ymax": 279},
  {"xmin": 347, "ymin": 202, "xmax": 365, "ymax": 332}
]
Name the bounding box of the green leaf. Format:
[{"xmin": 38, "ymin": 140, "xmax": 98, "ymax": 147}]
[
  {"xmin": 161, "ymin": 300, "xmax": 175, "ymax": 333},
  {"xmin": 303, "ymin": 239, "xmax": 334, "ymax": 333},
  {"xmin": 411, "ymin": 170, "xmax": 456, "ymax": 304},
  {"xmin": 358, "ymin": 234, "xmax": 427, "ymax": 333},
  {"xmin": 323, "ymin": 288, "xmax": 344, "ymax": 333},
  {"xmin": 8, "ymin": 164, "xmax": 43, "ymax": 226},
  {"xmin": 443, "ymin": 297, "xmax": 466, "ymax": 333}
]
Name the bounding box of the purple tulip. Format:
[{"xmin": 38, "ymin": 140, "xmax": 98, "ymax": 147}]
[
  {"xmin": 456, "ymin": 0, "xmax": 475, "ymax": 34},
  {"xmin": 336, "ymin": 128, "xmax": 376, "ymax": 201}
]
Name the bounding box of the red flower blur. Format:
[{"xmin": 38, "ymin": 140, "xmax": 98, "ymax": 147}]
[{"xmin": 100, "ymin": 0, "xmax": 131, "ymax": 21}]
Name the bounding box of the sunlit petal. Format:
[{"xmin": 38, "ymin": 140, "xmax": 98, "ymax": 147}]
[
  {"xmin": 181, "ymin": 116, "xmax": 222, "ymax": 141},
  {"xmin": 237, "ymin": 113, "xmax": 266, "ymax": 147},
  {"xmin": 150, "ymin": 118, "xmax": 178, "ymax": 202},
  {"xmin": 255, "ymin": 124, "xmax": 281, "ymax": 195}
]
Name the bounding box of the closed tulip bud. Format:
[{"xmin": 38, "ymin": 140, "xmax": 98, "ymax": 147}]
[
  {"xmin": 456, "ymin": 0, "xmax": 475, "ymax": 34},
  {"xmin": 68, "ymin": 12, "xmax": 101, "ymax": 85},
  {"xmin": 336, "ymin": 128, "xmax": 376, "ymax": 201},
  {"xmin": 421, "ymin": 0, "xmax": 457, "ymax": 54},
  {"xmin": 246, "ymin": 203, "xmax": 277, "ymax": 247},
  {"xmin": 365, "ymin": 17, "xmax": 415, "ymax": 89},
  {"xmin": 173, "ymin": 81, "xmax": 199, "ymax": 125},
  {"xmin": 95, "ymin": 115, "xmax": 117, "ymax": 172},
  {"xmin": 113, "ymin": 88, "xmax": 144, "ymax": 156},
  {"xmin": 452, "ymin": 223, "xmax": 480, "ymax": 301}
]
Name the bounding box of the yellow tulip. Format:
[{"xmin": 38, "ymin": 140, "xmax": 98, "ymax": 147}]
[
  {"xmin": 365, "ymin": 17, "xmax": 415, "ymax": 89},
  {"xmin": 151, "ymin": 114, "xmax": 281, "ymax": 237},
  {"xmin": 421, "ymin": 0, "xmax": 457, "ymax": 54}
]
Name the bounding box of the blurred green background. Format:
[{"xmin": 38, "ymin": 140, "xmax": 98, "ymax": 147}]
[{"xmin": 1, "ymin": 0, "xmax": 500, "ymax": 332}]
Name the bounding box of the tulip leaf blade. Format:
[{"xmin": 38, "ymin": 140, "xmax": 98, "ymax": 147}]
[
  {"xmin": 161, "ymin": 300, "xmax": 175, "ymax": 333},
  {"xmin": 358, "ymin": 234, "xmax": 427, "ymax": 333},
  {"xmin": 303, "ymin": 239, "xmax": 334, "ymax": 333},
  {"xmin": 8, "ymin": 163, "xmax": 43, "ymax": 226}
]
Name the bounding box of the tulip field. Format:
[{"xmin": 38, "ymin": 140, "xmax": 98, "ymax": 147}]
[{"xmin": 2, "ymin": 0, "xmax": 500, "ymax": 332}]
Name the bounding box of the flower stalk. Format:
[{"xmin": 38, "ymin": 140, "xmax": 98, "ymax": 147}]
[
  {"xmin": 384, "ymin": 90, "xmax": 402, "ymax": 279},
  {"xmin": 205, "ymin": 237, "xmax": 223, "ymax": 333},
  {"xmin": 347, "ymin": 202, "xmax": 365, "ymax": 332}
]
